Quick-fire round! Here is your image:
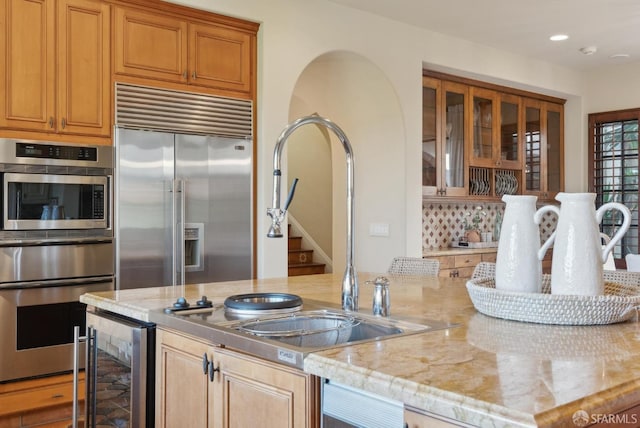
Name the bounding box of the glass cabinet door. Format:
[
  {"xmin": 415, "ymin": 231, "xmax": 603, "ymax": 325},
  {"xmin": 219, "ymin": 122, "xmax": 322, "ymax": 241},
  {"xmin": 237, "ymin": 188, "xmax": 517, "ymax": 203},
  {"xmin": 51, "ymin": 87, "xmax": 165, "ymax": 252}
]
[
  {"xmin": 523, "ymin": 99, "xmax": 563, "ymax": 199},
  {"xmin": 498, "ymin": 93, "xmax": 522, "ymax": 169},
  {"xmin": 422, "ymin": 78, "xmax": 439, "ymax": 195},
  {"xmin": 545, "ymin": 102, "xmax": 564, "ymax": 195},
  {"xmin": 524, "ymin": 99, "xmax": 542, "ymax": 194},
  {"xmin": 443, "ymin": 81, "xmax": 467, "ymax": 195},
  {"xmin": 422, "ymin": 77, "xmax": 466, "ymax": 197},
  {"xmin": 470, "ymin": 87, "xmax": 496, "ymax": 167}
]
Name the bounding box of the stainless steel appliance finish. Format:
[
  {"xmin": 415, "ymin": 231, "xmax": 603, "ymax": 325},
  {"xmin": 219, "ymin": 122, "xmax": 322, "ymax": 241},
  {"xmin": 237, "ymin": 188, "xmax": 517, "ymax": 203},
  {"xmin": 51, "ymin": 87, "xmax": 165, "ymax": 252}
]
[
  {"xmin": 0, "ymin": 240, "xmax": 113, "ymax": 285},
  {"xmin": 148, "ymin": 299, "xmax": 446, "ymax": 369},
  {"xmin": 0, "ymin": 139, "xmax": 113, "ymax": 240},
  {"xmin": 3, "ymin": 173, "xmax": 108, "ymax": 230},
  {"xmin": 0, "ymin": 273, "xmax": 113, "ymax": 382},
  {"xmin": 0, "ymin": 139, "xmax": 115, "ymax": 382},
  {"xmin": 84, "ymin": 309, "xmax": 155, "ymax": 428},
  {"xmin": 115, "ymin": 127, "xmax": 253, "ymax": 289}
]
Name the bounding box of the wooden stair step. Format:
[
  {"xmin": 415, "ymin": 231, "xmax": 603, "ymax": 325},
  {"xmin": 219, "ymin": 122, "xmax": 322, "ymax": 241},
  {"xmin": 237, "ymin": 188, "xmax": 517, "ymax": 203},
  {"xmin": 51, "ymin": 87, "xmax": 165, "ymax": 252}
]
[
  {"xmin": 288, "ymin": 236, "xmax": 302, "ymax": 250},
  {"xmin": 288, "ymin": 249, "xmax": 315, "ymax": 264},
  {"xmin": 288, "ymin": 263, "xmax": 326, "ymax": 276}
]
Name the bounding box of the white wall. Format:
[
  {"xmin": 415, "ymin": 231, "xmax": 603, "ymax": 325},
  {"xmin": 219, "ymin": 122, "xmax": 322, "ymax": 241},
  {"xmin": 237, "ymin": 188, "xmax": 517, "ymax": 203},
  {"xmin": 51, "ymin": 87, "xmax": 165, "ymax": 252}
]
[
  {"xmin": 169, "ymin": 0, "xmax": 594, "ymax": 278},
  {"xmin": 585, "ymin": 63, "xmax": 640, "ymax": 112}
]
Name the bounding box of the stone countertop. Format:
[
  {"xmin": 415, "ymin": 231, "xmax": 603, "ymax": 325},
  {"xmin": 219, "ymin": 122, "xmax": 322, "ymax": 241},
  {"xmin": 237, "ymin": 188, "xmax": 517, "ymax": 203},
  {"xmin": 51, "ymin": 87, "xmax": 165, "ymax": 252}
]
[{"xmin": 81, "ymin": 273, "xmax": 640, "ymax": 427}]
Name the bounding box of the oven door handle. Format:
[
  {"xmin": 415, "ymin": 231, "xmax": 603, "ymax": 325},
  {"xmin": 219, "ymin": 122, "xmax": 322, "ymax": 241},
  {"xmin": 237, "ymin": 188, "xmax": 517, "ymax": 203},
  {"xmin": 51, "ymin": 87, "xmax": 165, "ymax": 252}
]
[
  {"xmin": 0, "ymin": 238, "xmax": 113, "ymax": 248},
  {"xmin": 73, "ymin": 326, "xmax": 89, "ymax": 428},
  {"xmin": 0, "ymin": 275, "xmax": 113, "ymax": 290}
]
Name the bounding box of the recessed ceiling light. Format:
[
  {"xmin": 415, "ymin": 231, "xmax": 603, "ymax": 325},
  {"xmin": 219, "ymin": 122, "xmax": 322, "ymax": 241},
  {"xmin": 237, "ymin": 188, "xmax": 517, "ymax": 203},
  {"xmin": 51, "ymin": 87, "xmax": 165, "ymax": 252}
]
[
  {"xmin": 550, "ymin": 34, "xmax": 569, "ymax": 41},
  {"xmin": 609, "ymin": 53, "xmax": 630, "ymax": 59}
]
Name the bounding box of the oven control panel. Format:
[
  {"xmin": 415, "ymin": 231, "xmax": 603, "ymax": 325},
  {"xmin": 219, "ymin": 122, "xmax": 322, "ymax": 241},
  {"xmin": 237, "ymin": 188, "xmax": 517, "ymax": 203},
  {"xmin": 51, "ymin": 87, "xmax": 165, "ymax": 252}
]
[{"xmin": 17, "ymin": 142, "xmax": 98, "ymax": 161}]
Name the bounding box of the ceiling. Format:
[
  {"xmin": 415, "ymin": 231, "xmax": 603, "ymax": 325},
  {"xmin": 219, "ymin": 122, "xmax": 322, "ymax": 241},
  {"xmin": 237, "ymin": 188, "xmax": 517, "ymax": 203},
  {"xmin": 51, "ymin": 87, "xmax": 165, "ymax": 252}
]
[{"xmin": 329, "ymin": 0, "xmax": 640, "ymax": 71}]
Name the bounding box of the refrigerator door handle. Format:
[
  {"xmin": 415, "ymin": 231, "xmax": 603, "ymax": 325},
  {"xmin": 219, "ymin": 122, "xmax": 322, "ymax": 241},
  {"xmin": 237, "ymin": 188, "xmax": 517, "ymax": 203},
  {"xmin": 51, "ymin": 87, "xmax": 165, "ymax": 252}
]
[
  {"xmin": 179, "ymin": 179, "xmax": 186, "ymax": 285},
  {"xmin": 170, "ymin": 179, "xmax": 178, "ymax": 287}
]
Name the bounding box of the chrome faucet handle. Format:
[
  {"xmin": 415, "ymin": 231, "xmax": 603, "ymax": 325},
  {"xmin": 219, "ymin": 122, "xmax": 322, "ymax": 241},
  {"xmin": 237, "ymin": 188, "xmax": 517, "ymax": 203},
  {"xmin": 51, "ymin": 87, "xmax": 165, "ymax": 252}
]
[
  {"xmin": 371, "ymin": 276, "xmax": 390, "ymax": 316},
  {"xmin": 266, "ymin": 207, "xmax": 285, "ymax": 238}
]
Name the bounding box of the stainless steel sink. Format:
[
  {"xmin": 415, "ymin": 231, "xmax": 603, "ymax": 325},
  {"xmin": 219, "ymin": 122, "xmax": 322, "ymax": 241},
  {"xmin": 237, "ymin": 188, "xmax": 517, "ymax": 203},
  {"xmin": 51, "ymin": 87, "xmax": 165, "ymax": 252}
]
[
  {"xmin": 149, "ymin": 299, "xmax": 454, "ymax": 369},
  {"xmin": 226, "ymin": 309, "xmax": 421, "ymax": 348}
]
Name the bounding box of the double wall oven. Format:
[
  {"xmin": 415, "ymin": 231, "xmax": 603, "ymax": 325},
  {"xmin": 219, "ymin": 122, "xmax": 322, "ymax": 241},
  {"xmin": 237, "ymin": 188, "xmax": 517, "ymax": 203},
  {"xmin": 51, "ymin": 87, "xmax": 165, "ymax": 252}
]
[{"xmin": 0, "ymin": 139, "xmax": 113, "ymax": 382}]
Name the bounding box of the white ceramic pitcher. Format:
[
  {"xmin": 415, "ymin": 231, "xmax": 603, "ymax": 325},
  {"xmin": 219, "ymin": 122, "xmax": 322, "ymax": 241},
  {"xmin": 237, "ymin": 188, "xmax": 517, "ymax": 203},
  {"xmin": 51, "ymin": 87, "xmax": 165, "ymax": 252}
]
[
  {"xmin": 534, "ymin": 193, "xmax": 631, "ymax": 296},
  {"xmin": 495, "ymin": 195, "xmax": 545, "ymax": 293}
]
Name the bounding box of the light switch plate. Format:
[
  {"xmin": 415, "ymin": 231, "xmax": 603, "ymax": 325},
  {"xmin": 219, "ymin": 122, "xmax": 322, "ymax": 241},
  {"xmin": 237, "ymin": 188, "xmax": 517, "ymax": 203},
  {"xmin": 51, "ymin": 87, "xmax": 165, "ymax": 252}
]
[{"xmin": 369, "ymin": 223, "xmax": 389, "ymax": 237}]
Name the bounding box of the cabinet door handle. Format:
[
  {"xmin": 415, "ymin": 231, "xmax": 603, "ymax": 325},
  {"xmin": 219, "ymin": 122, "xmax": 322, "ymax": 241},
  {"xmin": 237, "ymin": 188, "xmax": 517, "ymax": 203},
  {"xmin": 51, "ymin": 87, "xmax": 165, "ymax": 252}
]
[
  {"xmin": 61, "ymin": 118, "xmax": 66, "ymax": 129},
  {"xmin": 48, "ymin": 117, "xmax": 54, "ymax": 128},
  {"xmin": 208, "ymin": 360, "xmax": 219, "ymax": 382},
  {"xmin": 183, "ymin": 71, "xmax": 187, "ymax": 79},
  {"xmin": 202, "ymin": 353, "xmax": 209, "ymax": 375},
  {"xmin": 192, "ymin": 71, "xmax": 196, "ymax": 79}
]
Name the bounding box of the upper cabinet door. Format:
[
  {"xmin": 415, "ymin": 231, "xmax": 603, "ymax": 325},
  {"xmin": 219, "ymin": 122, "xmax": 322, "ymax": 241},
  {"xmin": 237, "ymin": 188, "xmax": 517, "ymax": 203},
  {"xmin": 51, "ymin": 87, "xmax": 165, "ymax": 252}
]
[
  {"xmin": 114, "ymin": 6, "xmax": 189, "ymax": 83},
  {"xmin": 469, "ymin": 87, "xmax": 498, "ymax": 168},
  {"xmin": 0, "ymin": 0, "xmax": 55, "ymax": 132},
  {"xmin": 422, "ymin": 77, "xmax": 467, "ymax": 197},
  {"xmin": 57, "ymin": 0, "xmax": 110, "ymax": 136},
  {"xmin": 545, "ymin": 101, "xmax": 564, "ymax": 196},
  {"xmin": 188, "ymin": 23, "xmax": 252, "ymax": 95},
  {"xmin": 498, "ymin": 93, "xmax": 522, "ymax": 170},
  {"xmin": 523, "ymin": 99, "xmax": 544, "ymax": 195}
]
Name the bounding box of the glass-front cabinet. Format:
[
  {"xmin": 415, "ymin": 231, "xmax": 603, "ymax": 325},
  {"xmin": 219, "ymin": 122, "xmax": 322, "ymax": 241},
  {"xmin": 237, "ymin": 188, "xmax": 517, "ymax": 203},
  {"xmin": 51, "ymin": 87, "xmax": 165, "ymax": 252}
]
[
  {"xmin": 523, "ymin": 99, "xmax": 564, "ymax": 199},
  {"xmin": 469, "ymin": 87, "xmax": 496, "ymax": 168},
  {"xmin": 422, "ymin": 71, "xmax": 564, "ymax": 201},
  {"xmin": 422, "ymin": 77, "xmax": 467, "ymax": 197}
]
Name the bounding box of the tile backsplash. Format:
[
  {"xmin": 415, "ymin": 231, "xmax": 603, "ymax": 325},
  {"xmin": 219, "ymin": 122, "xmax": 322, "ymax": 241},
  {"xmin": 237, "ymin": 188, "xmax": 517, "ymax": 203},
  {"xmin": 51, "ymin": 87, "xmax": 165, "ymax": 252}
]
[{"xmin": 422, "ymin": 201, "xmax": 557, "ymax": 250}]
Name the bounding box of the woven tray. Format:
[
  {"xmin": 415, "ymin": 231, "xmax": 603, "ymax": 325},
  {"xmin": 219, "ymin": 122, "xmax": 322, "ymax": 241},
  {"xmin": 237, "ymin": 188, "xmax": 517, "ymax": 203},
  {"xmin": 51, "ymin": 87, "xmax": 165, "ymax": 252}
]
[{"xmin": 466, "ymin": 276, "xmax": 640, "ymax": 325}]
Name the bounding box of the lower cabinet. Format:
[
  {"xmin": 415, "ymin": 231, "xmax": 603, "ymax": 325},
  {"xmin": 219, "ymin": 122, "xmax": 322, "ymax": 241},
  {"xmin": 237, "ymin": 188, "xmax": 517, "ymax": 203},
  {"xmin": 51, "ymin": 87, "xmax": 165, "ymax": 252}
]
[
  {"xmin": 156, "ymin": 328, "xmax": 319, "ymax": 428},
  {"xmin": 433, "ymin": 251, "xmax": 496, "ymax": 278}
]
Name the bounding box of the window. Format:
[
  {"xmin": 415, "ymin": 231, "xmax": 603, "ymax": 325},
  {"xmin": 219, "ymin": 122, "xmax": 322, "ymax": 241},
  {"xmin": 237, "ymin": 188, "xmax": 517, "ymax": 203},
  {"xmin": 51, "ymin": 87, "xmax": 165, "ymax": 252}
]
[{"xmin": 588, "ymin": 109, "xmax": 640, "ymax": 261}]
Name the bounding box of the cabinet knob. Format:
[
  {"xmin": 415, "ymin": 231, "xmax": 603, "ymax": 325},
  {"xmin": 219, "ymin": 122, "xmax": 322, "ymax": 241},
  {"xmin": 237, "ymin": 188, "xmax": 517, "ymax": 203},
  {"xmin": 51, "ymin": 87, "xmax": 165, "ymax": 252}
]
[
  {"xmin": 48, "ymin": 117, "xmax": 54, "ymax": 128},
  {"xmin": 61, "ymin": 118, "xmax": 66, "ymax": 129},
  {"xmin": 192, "ymin": 71, "xmax": 196, "ymax": 79}
]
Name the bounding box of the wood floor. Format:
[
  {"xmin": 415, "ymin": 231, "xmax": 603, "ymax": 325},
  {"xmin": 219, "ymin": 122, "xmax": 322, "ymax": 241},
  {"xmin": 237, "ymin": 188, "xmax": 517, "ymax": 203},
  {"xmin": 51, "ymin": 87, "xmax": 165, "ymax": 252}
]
[{"xmin": 0, "ymin": 373, "xmax": 84, "ymax": 428}]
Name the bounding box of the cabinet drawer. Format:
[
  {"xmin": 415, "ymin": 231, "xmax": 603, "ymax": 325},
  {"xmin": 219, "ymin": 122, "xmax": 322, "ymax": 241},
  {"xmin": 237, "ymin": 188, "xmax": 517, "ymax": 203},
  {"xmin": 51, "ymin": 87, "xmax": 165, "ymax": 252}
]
[
  {"xmin": 453, "ymin": 254, "xmax": 482, "ymax": 268},
  {"xmin": 435, "ymin": 256, "xmax": 455, "ymax": 270},
  {"xmin": 481, "ymin": 252, "xmax": 497, "ymax": 263}
]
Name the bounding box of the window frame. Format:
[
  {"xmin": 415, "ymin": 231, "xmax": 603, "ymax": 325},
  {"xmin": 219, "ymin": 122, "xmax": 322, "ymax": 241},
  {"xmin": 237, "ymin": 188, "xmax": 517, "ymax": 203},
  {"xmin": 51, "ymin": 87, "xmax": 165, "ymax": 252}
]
[{"xmin": 588, "ymin": 108, "xmax": 640, "ymax": 268}]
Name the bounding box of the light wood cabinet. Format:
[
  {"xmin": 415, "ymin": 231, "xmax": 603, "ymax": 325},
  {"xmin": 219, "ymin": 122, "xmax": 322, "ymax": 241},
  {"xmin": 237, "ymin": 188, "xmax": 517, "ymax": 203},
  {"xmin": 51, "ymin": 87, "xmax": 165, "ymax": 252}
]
[
  {"xmin": 214, "ymin": 347, "xmax": 318, "ymax": 428},
  {"xmin": 156, "ymin": 328, "xmax": 216, "ymax": 428},
  {"xmin": 156, "ymin": 328, "xmax": 319, "ymax": 428},
  {"xmin": 114, "ymin": 5, "xmax": 254, "ymax": 97},
  {"xmin": 113, "ymin": 6, "xmax": 187, "ymax": 84},
  {"xmin": 432, "ymin": 251, "xmax": 496, "ymax": 278},
  {"xmin": 422, "ymin": 71, "xmax": 563, "ymax": 201},
  {"xmin": 0, "ymin": 0, "xmax": 111, "ymax": 138}
]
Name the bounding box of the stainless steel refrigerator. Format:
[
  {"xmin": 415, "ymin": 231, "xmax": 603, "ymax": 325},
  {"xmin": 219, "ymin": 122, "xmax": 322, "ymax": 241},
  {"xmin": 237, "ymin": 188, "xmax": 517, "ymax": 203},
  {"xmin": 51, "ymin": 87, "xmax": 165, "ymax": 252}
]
[{"xmin": 114, "ymin": 127, "xmax": 252, "ymax": 289}]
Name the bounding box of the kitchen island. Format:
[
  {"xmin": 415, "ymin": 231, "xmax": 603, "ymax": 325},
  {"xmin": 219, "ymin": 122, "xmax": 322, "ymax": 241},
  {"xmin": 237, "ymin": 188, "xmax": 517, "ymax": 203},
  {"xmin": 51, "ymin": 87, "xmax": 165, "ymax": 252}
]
[{"xmin": 80, "ymin": 273, "xmax": 640, "ymax": 427}]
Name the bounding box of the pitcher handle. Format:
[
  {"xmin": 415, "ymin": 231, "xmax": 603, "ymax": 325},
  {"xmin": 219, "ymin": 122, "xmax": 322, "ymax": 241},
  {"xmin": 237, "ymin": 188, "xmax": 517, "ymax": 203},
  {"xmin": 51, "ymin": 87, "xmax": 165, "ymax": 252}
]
[
  {"xmin": 596, "ymin": 202, "xmax": 632, "ymax": 263},
  {"xmin": 534, "ymin": 205, "xmax": 560, "ymax": 261}
]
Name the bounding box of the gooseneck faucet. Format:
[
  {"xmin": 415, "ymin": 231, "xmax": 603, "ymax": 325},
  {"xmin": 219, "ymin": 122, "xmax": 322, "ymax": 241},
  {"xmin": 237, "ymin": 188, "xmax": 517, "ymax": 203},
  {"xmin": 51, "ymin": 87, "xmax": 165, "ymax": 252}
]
[{"xmin": 267, "ymin": 115, "xmax": 358, "ymax": 311}]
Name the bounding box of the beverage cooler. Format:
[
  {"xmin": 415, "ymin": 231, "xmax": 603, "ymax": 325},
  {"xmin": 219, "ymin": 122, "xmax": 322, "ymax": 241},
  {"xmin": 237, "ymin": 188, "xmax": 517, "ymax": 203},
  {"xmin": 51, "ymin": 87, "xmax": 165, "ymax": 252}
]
[{"xmin": 75, "ymin": 308, "xmax": 155, "ymax": 428}]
